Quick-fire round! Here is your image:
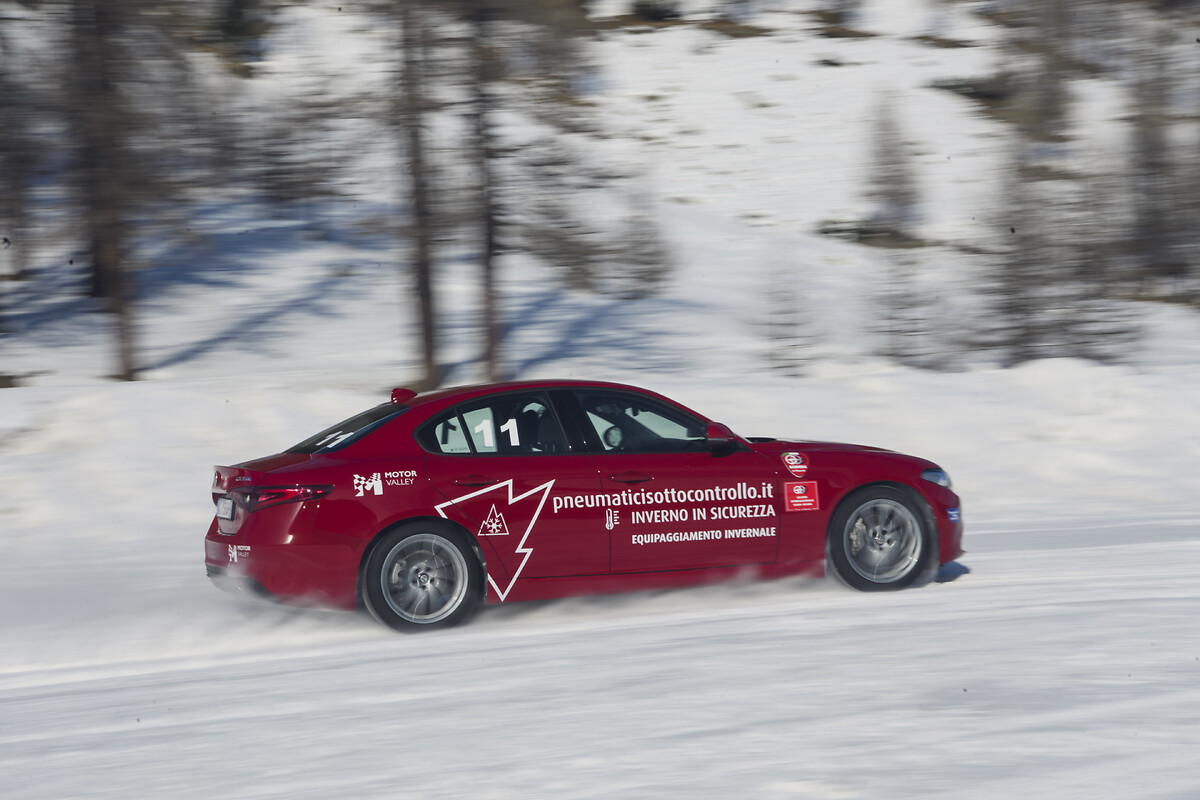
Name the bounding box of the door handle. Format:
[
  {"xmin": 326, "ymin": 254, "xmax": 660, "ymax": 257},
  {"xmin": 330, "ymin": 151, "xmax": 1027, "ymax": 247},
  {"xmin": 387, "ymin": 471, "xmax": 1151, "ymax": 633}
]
[
  {"xmin": 608, "ymin": 471, "xmax": 652, "ymax": 484},
  {"xmin": 453, "ymin": 475, "xmax": 499, "ymax": 487}
]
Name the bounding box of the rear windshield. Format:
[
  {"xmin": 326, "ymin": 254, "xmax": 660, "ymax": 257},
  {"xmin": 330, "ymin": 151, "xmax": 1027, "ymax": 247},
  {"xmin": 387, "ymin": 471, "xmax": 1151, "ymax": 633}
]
[{"xmin": 286, "ymin": 404, "xmax": 407, "ymax": 454}]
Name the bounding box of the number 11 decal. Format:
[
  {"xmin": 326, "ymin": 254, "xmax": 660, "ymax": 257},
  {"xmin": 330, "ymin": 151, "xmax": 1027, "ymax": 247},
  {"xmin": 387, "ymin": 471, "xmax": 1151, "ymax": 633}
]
[{"xmin": 474, "ymin": 418, "xmax": 521, "ymax": 449}]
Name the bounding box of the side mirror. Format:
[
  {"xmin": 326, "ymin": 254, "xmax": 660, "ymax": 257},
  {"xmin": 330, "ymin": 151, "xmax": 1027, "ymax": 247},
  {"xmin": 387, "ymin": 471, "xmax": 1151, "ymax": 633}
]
[{"xmin": 705, "ymin": 422, "xmax": 739, "ymax": 455}]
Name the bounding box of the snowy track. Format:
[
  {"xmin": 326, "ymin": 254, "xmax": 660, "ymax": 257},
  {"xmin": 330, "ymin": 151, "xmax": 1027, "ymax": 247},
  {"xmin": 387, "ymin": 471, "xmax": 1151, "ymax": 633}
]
[{"xmin": 4, "ymin": 525, "xmax": 1198, "ymax": 799}]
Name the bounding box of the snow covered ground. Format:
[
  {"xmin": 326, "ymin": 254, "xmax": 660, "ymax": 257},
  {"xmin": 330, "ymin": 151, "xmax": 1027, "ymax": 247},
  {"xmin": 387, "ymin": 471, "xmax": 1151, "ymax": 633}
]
[
  {"xmin": 3, "ymin": 1, "xmax": 1199, "ymax": 797},
  {"xmin": 3, "ymin": 520, "xmax": 1199, "ymax": 798}
]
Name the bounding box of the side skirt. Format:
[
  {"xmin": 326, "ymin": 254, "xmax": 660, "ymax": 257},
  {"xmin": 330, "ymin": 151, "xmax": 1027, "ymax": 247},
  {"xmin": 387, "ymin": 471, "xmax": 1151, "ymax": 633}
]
[{"xmin": 485, "ymin": 559, "xmax": 824, "ymax": 605}]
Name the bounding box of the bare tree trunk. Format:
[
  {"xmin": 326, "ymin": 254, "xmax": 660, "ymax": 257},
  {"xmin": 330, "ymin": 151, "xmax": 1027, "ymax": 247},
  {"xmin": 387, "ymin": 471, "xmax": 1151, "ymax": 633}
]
[
  {"xmin": 71, "ymin": 0, "xmax": 137, "ymax": 380},
  {"xmin": 0, "ymin": 25, "xmax": 33, "ymax": 286},
  {"xmin": 997, "ymin": 159, "xmax": 1043, "ymax": 366},
  {"xmin": 868, "ymin": 92, "xmax": 918, "ymax": 236},
  {"xmin": 401, "ymin": 1, "xmax": 439, "ymax": 389},
  {"xmin": 1131, "ymin": 23, "xmax": 1183, "ymax": 288},
  {"xmin": 468, "ymin": 3, "xmax": 502, "ymax": 382},
  {"xmin": 0, "ymin": 24, "xmax": 31, "ymax": 335}
]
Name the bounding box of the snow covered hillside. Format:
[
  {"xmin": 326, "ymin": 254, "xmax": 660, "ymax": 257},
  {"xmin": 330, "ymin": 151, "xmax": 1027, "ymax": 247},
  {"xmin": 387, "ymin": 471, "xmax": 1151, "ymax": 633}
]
[{"xmin": 2, "ymin": 1, "xmax": 1199, "ymax": 797}]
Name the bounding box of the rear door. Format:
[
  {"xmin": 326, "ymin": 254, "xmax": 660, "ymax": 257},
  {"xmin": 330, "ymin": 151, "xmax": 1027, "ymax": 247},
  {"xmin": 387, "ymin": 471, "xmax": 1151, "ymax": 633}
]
[
  {"xmin": 419, "ymin": 391, "xmax": 607, "ymax": 596},
  {"xmin": 563, "ymin": 388, "xmax": 782, "ymax": 573}
]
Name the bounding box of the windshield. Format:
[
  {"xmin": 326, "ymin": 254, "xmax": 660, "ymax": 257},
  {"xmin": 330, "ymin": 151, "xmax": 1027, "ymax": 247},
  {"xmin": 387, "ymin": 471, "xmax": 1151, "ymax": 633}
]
[{"xmin": 286, "ymin": 404, "xmax": 407, "ymax": 454}]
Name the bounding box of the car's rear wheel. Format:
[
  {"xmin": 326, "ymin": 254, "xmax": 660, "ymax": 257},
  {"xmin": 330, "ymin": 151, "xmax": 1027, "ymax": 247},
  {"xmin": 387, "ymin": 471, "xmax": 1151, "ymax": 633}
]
[
  {"xmin": 827, "ymin": 486, "xmax": 932, "ymax": 591},
  {"xmin": 362, "ymin": 522, "xmax": 482, "ymax": 631}
]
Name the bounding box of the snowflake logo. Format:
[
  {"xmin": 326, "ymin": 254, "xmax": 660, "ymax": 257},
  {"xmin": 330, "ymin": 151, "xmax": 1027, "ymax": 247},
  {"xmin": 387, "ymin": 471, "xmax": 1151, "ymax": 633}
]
[{"xmin": 479, "ymin": 504, "xmax": 509, "ymax": 536}]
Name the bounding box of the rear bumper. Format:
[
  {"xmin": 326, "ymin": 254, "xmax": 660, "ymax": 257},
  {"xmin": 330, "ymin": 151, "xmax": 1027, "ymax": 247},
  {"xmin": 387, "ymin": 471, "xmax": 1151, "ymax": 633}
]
[
  {"xmin": 204, "ymin": 517, "xmax": 362, "ymax": 610},
  {"xmin": 206, "ymin": 563, "xmax": 274, "ymax": 599}
]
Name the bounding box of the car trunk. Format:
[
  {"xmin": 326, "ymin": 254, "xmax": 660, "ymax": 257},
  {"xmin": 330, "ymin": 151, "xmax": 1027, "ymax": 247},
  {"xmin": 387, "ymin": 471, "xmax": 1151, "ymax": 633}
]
[{"xmin": 211, "ymin": 453, "xmax": 311, "ymax": 534}]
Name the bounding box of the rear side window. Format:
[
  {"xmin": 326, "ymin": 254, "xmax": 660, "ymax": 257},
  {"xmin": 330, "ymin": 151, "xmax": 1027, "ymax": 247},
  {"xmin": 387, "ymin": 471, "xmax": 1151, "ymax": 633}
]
[
  {"xmin": 417, "ymin": 392, "xmax": 568, "ymax": 455},
  {"xmin": 428, "ymin": 415, "xmax": 472, "ymax": 454},
  {"xmin": 287, "ymin": 404, "xmax": 406, "ymax": 454}
]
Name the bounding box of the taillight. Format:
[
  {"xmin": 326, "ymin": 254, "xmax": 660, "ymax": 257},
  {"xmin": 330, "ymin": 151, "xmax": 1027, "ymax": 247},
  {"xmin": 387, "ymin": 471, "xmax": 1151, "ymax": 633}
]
[{"xmin": 232, "ymin": 485, "xmax": 332, "ymax": 513}]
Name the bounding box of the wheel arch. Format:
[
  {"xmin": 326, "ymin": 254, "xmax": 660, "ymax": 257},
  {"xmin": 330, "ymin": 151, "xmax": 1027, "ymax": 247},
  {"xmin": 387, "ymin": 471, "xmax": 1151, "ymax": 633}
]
[{"xmin": 355, "ymin": 514, "xmax": 489, "ymax": 610}]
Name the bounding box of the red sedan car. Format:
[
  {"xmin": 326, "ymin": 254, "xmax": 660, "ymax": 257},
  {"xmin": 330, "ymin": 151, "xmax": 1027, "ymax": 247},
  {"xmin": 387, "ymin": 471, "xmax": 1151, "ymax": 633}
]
[{"xmin": 205, "ymin": 380, "xmax": 963, "ymax": 631}]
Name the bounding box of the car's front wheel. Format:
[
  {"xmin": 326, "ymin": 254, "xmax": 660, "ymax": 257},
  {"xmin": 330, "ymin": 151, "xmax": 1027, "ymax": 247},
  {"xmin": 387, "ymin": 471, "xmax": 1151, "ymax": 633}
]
[
  {"xmin": 362, "ymin": 522, "xmax": 482, "ymax": 631},
  {"xmin": 827, "ymin": 486, "xmax": 932, "ymax": 591}
]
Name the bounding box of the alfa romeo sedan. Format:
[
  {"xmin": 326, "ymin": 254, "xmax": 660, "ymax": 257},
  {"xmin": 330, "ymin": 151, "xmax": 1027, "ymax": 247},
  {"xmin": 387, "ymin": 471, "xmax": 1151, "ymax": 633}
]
[{"xmin": 205, "ymin": 380, "xmax": 963, "ymax": 631}]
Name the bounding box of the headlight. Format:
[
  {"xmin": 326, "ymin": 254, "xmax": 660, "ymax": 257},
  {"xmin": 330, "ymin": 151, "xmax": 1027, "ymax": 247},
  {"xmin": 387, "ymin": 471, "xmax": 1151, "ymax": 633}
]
[{"xmin": 921, "ymin": 468, "xmax": 952, "ymax": 489}]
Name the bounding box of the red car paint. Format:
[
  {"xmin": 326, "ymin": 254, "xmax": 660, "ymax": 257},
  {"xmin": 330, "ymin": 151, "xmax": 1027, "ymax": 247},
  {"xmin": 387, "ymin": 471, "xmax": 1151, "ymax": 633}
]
[{"xmin": 205, "ymin": 380, "xmax": 964, "ymax": 611}]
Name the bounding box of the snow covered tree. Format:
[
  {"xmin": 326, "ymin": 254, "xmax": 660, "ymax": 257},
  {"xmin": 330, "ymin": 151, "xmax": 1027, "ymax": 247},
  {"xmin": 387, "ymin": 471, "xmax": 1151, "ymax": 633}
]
[
  {"xmin": 817, "ymin": 0, "xmax": 860, "ymax": 27},
  {"xmin": 876, "ymin": 253, "xmax": 941, "ymax": 369},
  {"xmin": 867, "ymin": 92, "xmax": 919, "ymax": 238},
  {"xmin": 1012, "ymin": 0, "xmax": 1072, "ymax": 146},
  {"xmin": 761, "ymin": 251, "xmax": 814, "ymax": 377},
  {"xmin": 974, "ymin": 0, "xmax": 1137, "ymax": 365},
  {"xmin": 478, "ymin": 2, "xmax": 673, "ymax": 303},
  {"xmin": 612, "ymin": 188, "xmax": 674, "ymax": 300}
]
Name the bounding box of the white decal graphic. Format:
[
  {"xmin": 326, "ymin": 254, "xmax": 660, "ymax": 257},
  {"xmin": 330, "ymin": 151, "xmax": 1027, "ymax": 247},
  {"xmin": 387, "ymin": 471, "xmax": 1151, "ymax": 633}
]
[
  {"xmin": 473, "ymin": 419, "xmax": 494, "ymax": 449},
  {"xmin": 782, "ymin": 452, "xmax": 808, "ymax": 478},
  {"xmin": 553, "ymin": 481, "xmax": 774, "ymax": 513},
  {"xmin": 783, "ymin": 481, "xmax": 819, "ymax": 512},
  {"xmin": 605, "ymin": 508, "xmax": 620, "ymax": 530},
  {"xmin": 499, "ymin": 418, "xmax": 520, "ymax": 447},
  {"xmin": 435, "ymin": 479, "xmax": 555, "ymax": 602},
  {"xmin": 354, "ymin": 473, "xmax": 383, "ymax": 497},
  {"xmin": 473, "ymin": 418, "xmax": 522, "ymax": 449},
  {"xmin": 631, "ymin": 527, "xmax": 776, "ymax": 545},
  {"xmin": 227, "ymin": 544, "xmax": 251, "ymax": 563},
  {"xmin": 479, "ymin": 504, "xmax": 510, "ymax": 536},
  {"xmin": 385, "ymin": 469, "xmax": 418, "ymax": 487}
]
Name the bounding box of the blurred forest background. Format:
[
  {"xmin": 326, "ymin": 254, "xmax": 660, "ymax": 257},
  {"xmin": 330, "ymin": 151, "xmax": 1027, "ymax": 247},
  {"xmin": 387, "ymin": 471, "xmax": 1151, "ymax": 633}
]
[{"xmin": 1, "ymin": 0, "xmax": 1199, "ymax": 385}]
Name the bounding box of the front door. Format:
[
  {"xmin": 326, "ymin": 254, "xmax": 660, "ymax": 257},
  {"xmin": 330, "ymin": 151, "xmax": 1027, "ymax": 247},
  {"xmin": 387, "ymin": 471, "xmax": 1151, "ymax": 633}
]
[{"xmin": 566, "ymin": 388, "xmax": 782, "ymax": 573}]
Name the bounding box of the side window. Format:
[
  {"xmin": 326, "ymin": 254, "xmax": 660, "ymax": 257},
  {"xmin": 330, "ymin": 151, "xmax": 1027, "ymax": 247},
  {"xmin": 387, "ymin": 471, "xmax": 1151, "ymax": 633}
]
[
  {"xmin": 418, "ymin": 393, "xmax": 569, "ymax": 455},
  {"xmin": 577, "ymin": 391, "xmax": 705, "ymax": 453},
  {"xmin": 430, "ymin": 415, "xmax": 471, "ymax": 454}
]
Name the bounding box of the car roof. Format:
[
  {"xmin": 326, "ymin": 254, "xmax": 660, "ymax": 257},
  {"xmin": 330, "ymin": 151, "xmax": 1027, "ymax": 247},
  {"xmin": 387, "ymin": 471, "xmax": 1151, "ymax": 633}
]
[
  {"xmin": 390, "ymin": 381, "xmax": 716, "ymax": 424},
  {"xmin": 397, "ymin": 379, "xmax": 657, "ymax": 409}
]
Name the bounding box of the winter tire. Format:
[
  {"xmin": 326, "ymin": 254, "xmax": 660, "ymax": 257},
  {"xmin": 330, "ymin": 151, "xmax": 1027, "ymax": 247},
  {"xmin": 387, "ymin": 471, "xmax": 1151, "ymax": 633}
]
[
  {"xmin": 827, "ymin": 486, "xmax": 933, "ymax": 591},
  {"xmin": 362, "ymin": 522, "xmax": 482, "ymax": 631}
]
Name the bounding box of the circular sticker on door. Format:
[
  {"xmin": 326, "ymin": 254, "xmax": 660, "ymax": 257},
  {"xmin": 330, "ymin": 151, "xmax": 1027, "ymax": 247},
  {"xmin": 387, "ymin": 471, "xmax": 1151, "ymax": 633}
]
[{"xmin": 781, "ymin": 452, "xmax": 808, "ymax": 478}]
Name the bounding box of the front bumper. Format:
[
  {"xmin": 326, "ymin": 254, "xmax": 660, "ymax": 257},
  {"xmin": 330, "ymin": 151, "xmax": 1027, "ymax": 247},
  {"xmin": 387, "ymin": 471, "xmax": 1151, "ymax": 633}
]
[{"xmin": 935, "ymin": 502, "xmax": 965, "ymax": 564}]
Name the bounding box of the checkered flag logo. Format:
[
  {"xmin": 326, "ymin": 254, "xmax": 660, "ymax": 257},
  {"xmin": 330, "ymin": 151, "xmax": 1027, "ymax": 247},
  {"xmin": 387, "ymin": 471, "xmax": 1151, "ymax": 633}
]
[{"xmin": 353, "ymin": 473, "xmax": 383, "ymax": 496}]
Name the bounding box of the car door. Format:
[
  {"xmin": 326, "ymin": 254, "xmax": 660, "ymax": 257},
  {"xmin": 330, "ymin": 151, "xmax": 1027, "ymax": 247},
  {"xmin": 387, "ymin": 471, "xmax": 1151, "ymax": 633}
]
[
  {"xmin": 419, "ymin": 391, "xmax": 607, "ymax": 594},
  {"xmin": 564, "ymin": 388, "xmax": 782, "ymax": 573}
]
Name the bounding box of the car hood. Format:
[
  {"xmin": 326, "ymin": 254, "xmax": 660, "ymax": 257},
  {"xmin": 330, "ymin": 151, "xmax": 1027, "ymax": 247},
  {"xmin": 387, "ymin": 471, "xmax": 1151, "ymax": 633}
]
[{"xmin": 746, "ymin": 438, "xmax": 893, "ymax": 455}]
